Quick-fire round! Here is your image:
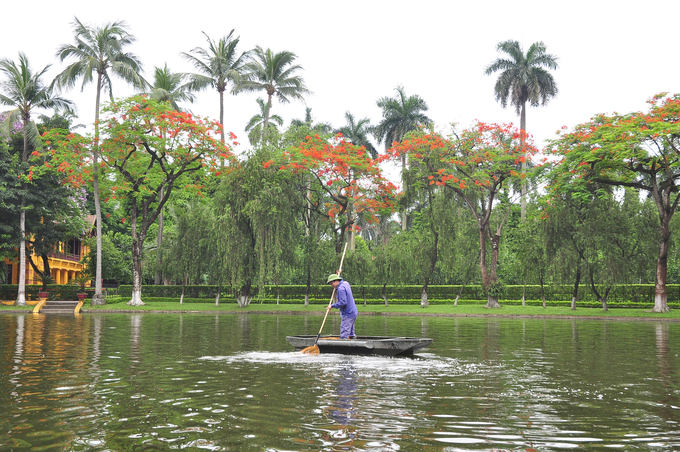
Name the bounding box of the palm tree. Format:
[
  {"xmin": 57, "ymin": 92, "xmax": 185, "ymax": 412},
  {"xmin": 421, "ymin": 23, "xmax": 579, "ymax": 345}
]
[
  {"xmin": 374, "ymin": 86, "xmax": 431, "ymax": 150},
  {"xmin": 0, "ymin": 53, "xmax": 74, "ymax": 306},
  {"xmin": 144, "ymin": 64, "xmax": 195, "ymax": 111},
  {"xmin": 374, "ymin": 86, "xmax": 432, "ymax": 230},
  {"xmin": 181, "ymin": 30, "xmax": 249, "ymax": 143},
  {"xmin": 55, "ymin": 17, "xmax": 146, "ymax": 305},
  {"xmin": 235, "ymin": 46, "xmax": 311, "ymax": 143},
  {"xmin": 335, "ymin": 111, "xmax": 377, "ymax": 159},
  {"xmin": 485, "ymin": 39, "xmax": 559, "ymax": 220},
  {"xmin": 290, "ymin": 106, "xmax": 332, "ymax": 135},
  {"xmin": 245, "ymin": 98, "xmax": 284, "ymax": 146}
]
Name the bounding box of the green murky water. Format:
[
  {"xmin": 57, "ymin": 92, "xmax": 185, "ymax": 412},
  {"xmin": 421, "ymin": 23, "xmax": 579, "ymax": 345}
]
[{"xmin": 1, "ymin": 313, "xmax": 679, "ymax": 451}]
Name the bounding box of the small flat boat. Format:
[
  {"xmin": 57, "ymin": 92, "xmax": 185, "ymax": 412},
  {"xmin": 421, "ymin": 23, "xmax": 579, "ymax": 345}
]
[{"xmin": 286, "ymin": 335, "xmax": 433, "ymax": 356}]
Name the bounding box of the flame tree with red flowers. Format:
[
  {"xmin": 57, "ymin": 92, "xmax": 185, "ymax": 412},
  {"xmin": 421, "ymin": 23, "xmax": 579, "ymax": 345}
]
[
  {"xmin": 388, "ymin": 122, "xmax": 539, "ymax": 308},
  {"xmin": 549, "ymin": 93, "xmax": 680, "ymax": 313},
  {"xmin": 273, "ymin": 133, "xmax": 398, "ymax": 254},
  {"xmin": 43, "ymin": 95, "xmax": 235, "ymax": 306},
  {"xmin": 269, "ymin": 133, "xmax": 398, "ymax": 303}
]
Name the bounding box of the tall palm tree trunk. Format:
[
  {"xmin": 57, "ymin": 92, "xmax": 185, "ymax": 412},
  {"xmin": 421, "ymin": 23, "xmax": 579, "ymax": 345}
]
[
  {"xmin": 16, "ymin": 122, "xmax": 29, "ymax": 306},
  {"xmin": 90, "ymin": 73, "xmax": 105, "ymax": 305},
  {"xmin": 260, "ymin": 95, "xmax": 272, "ymax": 144},
  {"xmin": 16, "ymin": 208, "xmax": 27, "ymax": 306},
  {"xmin": 520, "ymin": 102, "xmax": 527, "ymax": 221},
  {"xmin": 219, "ymin": 90, "xmax": 225, "ymax": 143}
]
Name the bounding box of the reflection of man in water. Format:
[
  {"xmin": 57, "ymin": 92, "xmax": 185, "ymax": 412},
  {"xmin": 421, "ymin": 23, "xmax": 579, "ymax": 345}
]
[{"xmin": 330, "ymin": 365, "xmax": 358, "ymax": 425}]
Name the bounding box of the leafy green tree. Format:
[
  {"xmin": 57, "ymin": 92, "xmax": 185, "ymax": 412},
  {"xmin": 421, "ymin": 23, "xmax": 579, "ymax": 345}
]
[
  {"xmin": 245, "ymin": 98, "xmax": 284, "ymax": 146},
  {"xmin": 181, "ymin": 30, "xmax": 249, "ymax": 143},
  {"xmin": 334, "ymin": 111, "xmax": 377, "ymax": 159},
  {"xmin": 372, "ymin": 237, "xmax": 409, "ymax": 306},
  {"xmin": 343, "ymin": 236, "xmax": 373, "ymax": 306},
  {"xmin": 550, "ymin": 93, "xmax": 680, "ymax": 312},
  {"xmin": 55, "ymin": 17, "xmax": 146, "ymax": 305},
  {"xmin": 235, "ymin": 46, "xmax": 311, "ymax": 143},
  {"xmin": 374, "ymin": 86, "xmax": 431, "ymax": 230},
  {"xmin": 434, "ymin": 191, "xmax": 479, "ymax": 305},
  {"xmin": 0, "ymin": 53, "xmax": 74, "ymax": 305},
  {"xmin": 485, "ymin": 40, "xmax": 559, "ymax": 220},
  {"xmin": 158, "ymin": 200, "xmax": 213, "ymax": 302},
  {"xmin": 81, "ymin": 231, "xmax": 133, "ymax": 285},
  {"xmin": 511, "ymin": 209, "xmax": 551, "ymax": 308},
  {"xmin": 0, "ymin": 139, "xmax": 22, "ymax": 260}
]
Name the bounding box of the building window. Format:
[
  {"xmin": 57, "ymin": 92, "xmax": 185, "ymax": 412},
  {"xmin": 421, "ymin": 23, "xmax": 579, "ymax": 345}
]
[{"xmin": 65, "ymin": 238, "xmax": 82, "ymax": 257}]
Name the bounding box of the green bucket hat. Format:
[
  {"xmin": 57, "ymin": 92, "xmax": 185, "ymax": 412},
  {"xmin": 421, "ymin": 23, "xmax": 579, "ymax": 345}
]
[{"xmin": 326, "ymin": 274, "xmax": 342, "ymax": 284}]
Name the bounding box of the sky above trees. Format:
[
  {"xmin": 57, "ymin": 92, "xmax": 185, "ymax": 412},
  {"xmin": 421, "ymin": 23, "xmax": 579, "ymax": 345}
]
[{"xmin": 3, "ymin": 0, "xmax": 678, "ymax": 157}]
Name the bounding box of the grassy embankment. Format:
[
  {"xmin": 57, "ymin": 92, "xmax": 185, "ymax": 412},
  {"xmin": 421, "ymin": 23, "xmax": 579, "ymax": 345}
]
[{"xmin": 3, "ymin": 297, "xmax": 680, "ymax": 320}]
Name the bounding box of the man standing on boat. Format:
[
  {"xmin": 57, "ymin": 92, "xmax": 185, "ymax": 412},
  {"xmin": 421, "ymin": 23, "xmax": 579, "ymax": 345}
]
[{"xmin": 326, "ymin": 274, "xmax": 358, "ymax": 339}]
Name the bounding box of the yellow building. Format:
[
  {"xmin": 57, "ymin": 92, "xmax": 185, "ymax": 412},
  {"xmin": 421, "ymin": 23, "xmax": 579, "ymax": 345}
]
[{"xmin": 2, "ymin": 215, "xmax": 95, "ymax": 287}]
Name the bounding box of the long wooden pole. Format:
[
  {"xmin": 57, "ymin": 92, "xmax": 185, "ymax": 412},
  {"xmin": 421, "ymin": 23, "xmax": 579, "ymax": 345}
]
[{"xmin": 303, "ymin": 243, "xmax": 349, "ymax": 353}]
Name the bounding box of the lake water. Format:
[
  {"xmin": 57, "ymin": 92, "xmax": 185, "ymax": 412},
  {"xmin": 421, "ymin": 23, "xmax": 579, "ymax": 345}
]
[{"xmin": 1, "ymin": 312, "xmax": 679, "ymax": 451}]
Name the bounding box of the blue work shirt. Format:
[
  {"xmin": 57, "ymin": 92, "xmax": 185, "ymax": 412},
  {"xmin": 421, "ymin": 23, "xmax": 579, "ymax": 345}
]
[{"xmin": 331, "ymin": 279, "xmax": 358, "ymax": 317}]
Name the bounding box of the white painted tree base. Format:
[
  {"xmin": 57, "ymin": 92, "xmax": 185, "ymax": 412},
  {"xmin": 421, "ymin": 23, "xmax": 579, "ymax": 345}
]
[
  {"xmin": 237, "ymin": 296, "xmax": 252, "ymax": 307},
  {"xmin": 127, "ymin": 290, "xmax": 145, "ymax": 306}
]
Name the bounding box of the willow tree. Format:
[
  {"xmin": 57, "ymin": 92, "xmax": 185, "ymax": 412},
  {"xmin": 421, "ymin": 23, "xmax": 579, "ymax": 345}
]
[{"xmin": 213, "ymin": 145, "xmax": 301, "ymax": 307}]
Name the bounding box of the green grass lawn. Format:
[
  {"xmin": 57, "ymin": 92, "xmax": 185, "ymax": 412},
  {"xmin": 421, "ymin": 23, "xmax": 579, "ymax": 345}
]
[
  {"xmin": 79, "ymin": 298, "xmax": 680, "ymax": 320},
  {"xmin": 0, "ymin": 304, "xmax": 33, "ymax": 311},
  {"xmin": 2, "ymin": 296, "xmax": 679, "ymax": 320}
]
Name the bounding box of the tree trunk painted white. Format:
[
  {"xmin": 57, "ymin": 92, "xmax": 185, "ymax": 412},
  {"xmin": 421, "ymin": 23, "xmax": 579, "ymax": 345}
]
[
  {"xmin": 91, "ymin": 72, "xmax": 105, "ymax": 306},
  {"xmin": 653, "ymin": 222, "xmax": 671, "ymax": 312},
  {"xmin": 16, "ymin": 126, "xmax": 28, "ymax": 306},
  {"xmin": 237, "ymin": 295, "xmax": 252, "ymax": 307},
  {"xmin": 601, "ymin": 298, "xmax": 608, "ymax": 311},
  {"xmin": 520, "ymin": 102, "xmax": 527, "ymax": 221},
  {"xmin": 127, "ymin": 226, "xmax": 145, "ymax": 306},
  {"xmin": 128, "ymin": 287, "xmax": 143, "ymax": 306},
  {"xmin": 16, "ymin": 209, "xmax": 26, "ymax": 306},
  {"xmin": 486, "ymin": 296, "xmax": 501, "ymax": 308},
  {"xmin": 420, "ymin": 287, "xmax": 429, "ymax": 308}
]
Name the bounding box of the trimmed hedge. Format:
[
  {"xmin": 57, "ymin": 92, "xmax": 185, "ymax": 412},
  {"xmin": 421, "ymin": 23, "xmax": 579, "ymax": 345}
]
[
  {"xmin": 116, "ymin": 283, "xmax": 677, "ymax": 304},
  {"xmin": 0, "ymin": 284, "xmax": 92, "ymax": 301},
  {"xmin": 4, "ymin": 283, "xmax": 679, "ymax": 308}
]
